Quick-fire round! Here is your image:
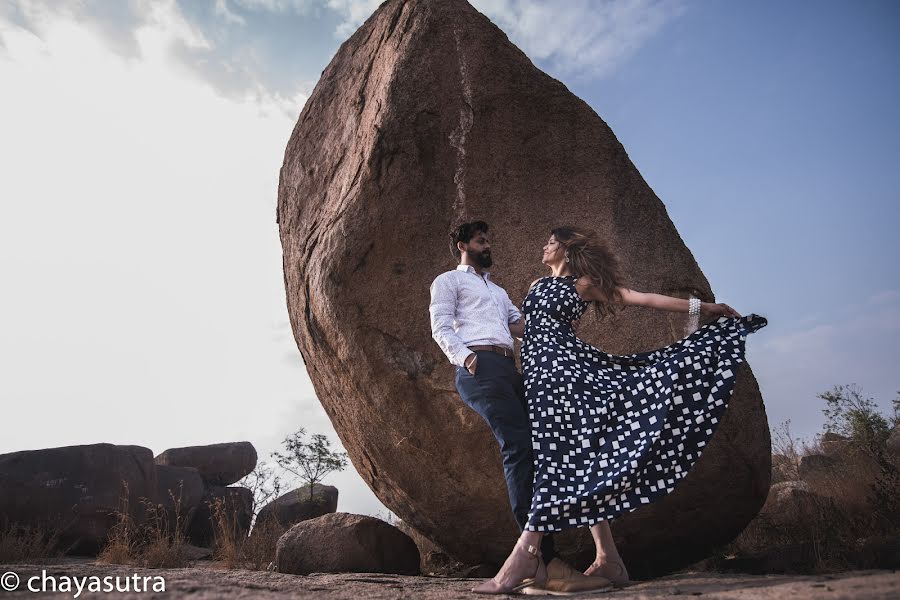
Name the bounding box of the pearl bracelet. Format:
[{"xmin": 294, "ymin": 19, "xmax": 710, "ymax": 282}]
[{"xmin": 688, "ymin": 297, "xmax": 701, "ymax": 316}]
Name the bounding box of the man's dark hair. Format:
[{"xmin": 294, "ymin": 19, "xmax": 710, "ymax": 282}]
[{"xmin": 450, "ymin": 221, "xmax": 489, "ymax": 259}]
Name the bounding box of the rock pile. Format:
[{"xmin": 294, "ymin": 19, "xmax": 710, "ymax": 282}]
[
  {"xmin": 0, "ymin": 441, "xmax": 259, "ymax": 554},
  {"xmin": 153, "ymin": 442, "xmax": 258, "ymax": 547}
]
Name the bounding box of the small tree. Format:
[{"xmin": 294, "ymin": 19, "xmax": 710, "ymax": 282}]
[
  {"xmin": 819, "ymin": 384, "xmax": 891, "ymax": 455},
  {"xmin": 238, "ymin": 461, "xmax": 283, "ymax": 523},
  {"xmin": 271, "ymin": 428, "xmax": 349, "ymax": 502},
  {"xmin": 771, "ymin": 419, "xmax": 802, "ymax": 481}
]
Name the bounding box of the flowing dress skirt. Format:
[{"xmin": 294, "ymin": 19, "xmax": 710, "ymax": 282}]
[{"xmin": 521, "ymin": 276, "xmax": 767, "ymax": 532}]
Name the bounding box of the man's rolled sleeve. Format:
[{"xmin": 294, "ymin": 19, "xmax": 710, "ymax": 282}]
[
  {"xmin": 506, "ymin": 291, "xmax": 523, "ymax": 325},
  {"xmin": 429, "ymin": 274, "xmax": 474, "ymax": 368}
]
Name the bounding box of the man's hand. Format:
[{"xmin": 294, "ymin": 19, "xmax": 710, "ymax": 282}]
[
  {"xmin": 508, "ymin": 319, "xmax": 524, "ymax": 339},
  {"xmin": 571, "ymin": 318, "xmax": 581, "ymax": 335},
  {"xmin": 465, "ymin": 353, "xmax": 478, "ymax": 376}
]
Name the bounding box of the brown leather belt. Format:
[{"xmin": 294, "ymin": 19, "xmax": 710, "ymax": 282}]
[{"xmin": 468, "ymin": 344, "xmax": 515, "ymax": 358}]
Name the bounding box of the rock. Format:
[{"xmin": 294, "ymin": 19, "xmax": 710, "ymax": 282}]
[
  {"xmin": 455, "ymin": 563, "xmax": 499, "ymax": 579},
  {"xmin": 182, "ymin": 543, "xmax": 214, "ymax": 561},
  {"xmin": 154, "ymin": 465, "xmax": 204, "ymax": 535},
  {"xmin": 154, "ymin": 442, "xmax": 257, "ymax": 486},
  {"xmin": 820, "ymin": 431, "xmax": 852, "ymax": 457},
  {"xmin": 713, "ymin": 542, "xmax": 818, "ymax": 575},
  {"xmin": 254, "ymin": 484, "xmax": 338, "ymax": 531},
  {"xmin": 798, "ymin": 454, "xmax": 837, "ymax": 480},
  {"xmin": 395, "ymin": 518, "xmax": 450, "ymax": 573},
  {"xmin": 276, "ymin": 0, "xmax": 771, "ymax": 576},
  {"xmin": 275, "ymin": 513, "xmax": 420, "ymax": 575},
  {"xmin": 763, "ymin": 480, "xmax": 814, "ymax": 504},
  {"xmin": 0, "ymin": 443, "xmax": 157, "ymax": 555},
  {"xmin": 759, "ymin": 481, "xmax": 822, "ymax": 525},
  {"xmin": 186, "ymin": 486, "xmax": 253, "ymax": 548},
  {"xmin": 771, "ymin": 453, "xmax": 798, "ymax": 484},
  {"xmin": 421, "ymin": 550, "xmax": 461, "ymax": 575}
]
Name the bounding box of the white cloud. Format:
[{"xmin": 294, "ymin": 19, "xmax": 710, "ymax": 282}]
[
  {"xmin": 472, "ymin": 0, "xmax": 684, "ymax": 79},
  {"xmin": 233, "ymin": 0, "xmax": 318, "ymax": 12},
  {"xmin": 326, "ymin": 0, "xmax": 381, "ymax": 38},
  {"xmin": 215, "ymin": 0, "xmax": 247, "ymax": 26},
  {"xmin": 2, "ymin": 0, "xmax": 320, "ymax": 104},
  {"xmin": 2, "ymin": 0, "xmax": 210, "ymax": 58},
  {"xmin": 140, "ymin": 0, "xmax": 213, "ymax": 52},
  {"xmin": 0, "ymin": 5, "xmax": 384, "ymax": 517},
  {"xmin": 318, "ymin": 0, "xmax": 683, "ymax": 78}
]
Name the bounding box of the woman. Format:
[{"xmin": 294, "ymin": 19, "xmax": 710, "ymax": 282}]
[{"xmin": 473, "ymin": 226, "xmax": 767, "ymax": 594}]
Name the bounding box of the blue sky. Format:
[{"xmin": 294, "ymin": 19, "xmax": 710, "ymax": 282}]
[{"xmin": 1, "ymin": 0, "xmax": 897, "ymax": 518}]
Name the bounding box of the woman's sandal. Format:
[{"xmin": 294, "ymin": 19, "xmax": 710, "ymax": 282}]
[
  {"xmin": 471, "ymin": 541, "xmax": 548, "ymax": 594},
  {"xmin": 584, "ymin": 558, "xmax": 630, "ymax": 586}
]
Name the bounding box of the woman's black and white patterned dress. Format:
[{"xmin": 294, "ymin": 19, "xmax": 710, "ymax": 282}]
[{"xmin": 521, "ymin": 276, "xmax": 767, "ymax": 532}]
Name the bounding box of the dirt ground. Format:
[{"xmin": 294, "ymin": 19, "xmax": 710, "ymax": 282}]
[{"xmin": 0, "ymin": 558, "xmax": 897, "ymax": 599}]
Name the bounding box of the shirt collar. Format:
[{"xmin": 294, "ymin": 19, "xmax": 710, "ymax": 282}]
[{"xmin": 456, "ymin": 263, "xmax": 492, "ymax": 281}]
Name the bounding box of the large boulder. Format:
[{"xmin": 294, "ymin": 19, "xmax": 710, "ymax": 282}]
[
  {"xmin": 154, "ymin": 442, "xmax": 257, "ymax": 486},
  {"xmin": 275, "ymin": 513, "xmax": 419, "ymax": 575},
  {"xmin": 185, "ymin": 486, "xmax": 253, "ymax": 547},
  {"xmin": 277, "ymin": 0, "xmax": 770, "ymax": 576},
  {"xmin": 0, "ymin": 444, "xmax": 157, "ymax": 555},
  {"xmin": 254, "ymin": 484, "xmax": 338, "ymax": 531}
]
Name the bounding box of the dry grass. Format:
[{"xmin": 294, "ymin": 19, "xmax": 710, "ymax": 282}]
[
  {"xmin": 210, "ymin": 498, "xmax": 286, "ymax": 570},
  {"xmin": 0, "ymin": 520, "xmax": 67, "ymax": 564},
  {"xmin": 709, "ymin": 429, "xmax": 900, "ymax": 574},
  {"xmin": 98, "ymin": 480, "xmax": 196, "ymax": 569}
]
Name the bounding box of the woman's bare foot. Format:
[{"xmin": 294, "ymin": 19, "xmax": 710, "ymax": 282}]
[
  {"xmin": 584, "ymin": 556, "xmax": 629, "ymax": 585},
  {"xmin": 472, "ymin": 541, "xmax": 548, "ymax": 594}
]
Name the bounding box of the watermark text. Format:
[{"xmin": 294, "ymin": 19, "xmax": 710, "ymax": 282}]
[{"xmin": 2, "ymin": 569, "xmax": 165, "ymax": 598}]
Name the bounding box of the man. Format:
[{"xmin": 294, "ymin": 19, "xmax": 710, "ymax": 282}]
[{"xmin": 429, "ymin": 221, "xmax": 611, "ymax": 594}]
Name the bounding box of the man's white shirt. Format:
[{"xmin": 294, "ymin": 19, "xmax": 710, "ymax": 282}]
[{"xmin": 429, "ymin": 264, "xmax": 522, "ymax": 368}]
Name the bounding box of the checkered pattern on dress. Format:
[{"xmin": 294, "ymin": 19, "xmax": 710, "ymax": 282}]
[{"xmin": 521, "ymin": 275, "xmax": 767, "ymax": 532}]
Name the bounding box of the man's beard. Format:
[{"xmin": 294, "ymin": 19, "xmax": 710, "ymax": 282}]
[{"xmin": 467, "ymin": 249, "xmax": 493, "ymax": 268}]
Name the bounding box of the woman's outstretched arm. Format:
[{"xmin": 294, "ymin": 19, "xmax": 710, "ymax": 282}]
[
  {"xmin": 576, "ymin": 277, "xmax": 740, "ymax": 317},
  {"xmin": 623, "ymin": 288, "xmax": 739, "ymax": 317}
]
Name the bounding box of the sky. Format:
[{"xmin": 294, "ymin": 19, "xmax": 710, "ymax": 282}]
[{"xmin": 1, "ymin": 0, "xmax": 898, "ymax": 520}]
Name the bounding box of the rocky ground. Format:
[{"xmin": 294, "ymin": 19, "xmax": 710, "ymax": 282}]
[{"xmin": 1, "ymin": 558, "xmax": 898, "ymax": 599}]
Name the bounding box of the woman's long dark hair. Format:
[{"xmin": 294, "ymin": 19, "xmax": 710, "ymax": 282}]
[{"xmin": 552, "ymin": 226, "xmax": 627, "ymax": 320}]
